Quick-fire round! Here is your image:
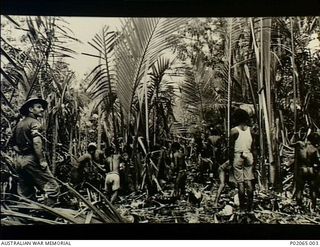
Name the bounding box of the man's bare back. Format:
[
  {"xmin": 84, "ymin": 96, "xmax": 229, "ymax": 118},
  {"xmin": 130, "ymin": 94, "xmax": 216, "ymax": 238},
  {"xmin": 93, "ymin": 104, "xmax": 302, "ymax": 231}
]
[{"xmin": 107, "ymin": 154, "xmax": 121, "ymax": 173}]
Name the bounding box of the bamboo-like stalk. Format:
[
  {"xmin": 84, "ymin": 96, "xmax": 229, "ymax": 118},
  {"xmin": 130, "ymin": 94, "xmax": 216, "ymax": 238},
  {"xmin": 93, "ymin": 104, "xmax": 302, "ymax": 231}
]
[
  {"xmin": 101, "ymin": 32, "xmax": 118, "ymax": 152},
  {"xmin": 261, "ymin": 17, "xmax": 275, "ymax": 172},
  {"xmin": 52, "ymin": 96, "xmax": 59, "ymax": 174},
  {"xmin": 290, "ymin": 17, "xmax": 297, "ymax": 140},
  {"xmin": 250, "ymin": 17, "xmax": 267, "ymax": 190},
  {"xmin": 153, "ymin": 81, "xmax": 159, "ymax": 146},
  {"xmin": 290, "ymin": 17, "xmax": 299, "ymax": 197},
  {"xmin": 69, "ymin": 129, "xmax": 73, "ymax": 156},
  {"xmin": 144, "ymin": 57, "xmax": 150, "ymax": 152},
  {"xmin": 97, "ymin": 105, "xmax": 102, "ymax": 150},
  {"xmin": 227, "ymin": 18, "xmax": 233, "ymax": 156}
]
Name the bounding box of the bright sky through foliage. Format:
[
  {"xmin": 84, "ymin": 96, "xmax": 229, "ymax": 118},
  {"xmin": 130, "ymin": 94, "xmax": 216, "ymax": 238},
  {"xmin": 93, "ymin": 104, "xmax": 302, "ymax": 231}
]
[{"xmin": 63, "ymin": 17, "xmax": 121, "ymax": 79}]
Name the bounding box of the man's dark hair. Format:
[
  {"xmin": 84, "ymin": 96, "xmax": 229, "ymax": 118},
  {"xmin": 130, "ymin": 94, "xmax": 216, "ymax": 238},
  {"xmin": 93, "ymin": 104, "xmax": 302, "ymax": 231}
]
[
  {"xmin": 87, "ymin": 143, "xmax": 97, "ymax": 152},
  {"xmin": 209, "ymin": 127, "xmax": 221, "ymax": 136},
  {"xmin": 232, "ymin": 109, "xmax": 250, "ymax": 126},
  {"xmin": 105, "ymin": 146, "xmax": 115, "ymax": 156},
  {"xmin": 171, "ymin": 142, "xmax": 181, "ymax": 152},
  {"xmin": 307, "ymin": 132, "xmax": 320, "ymax": 146}
]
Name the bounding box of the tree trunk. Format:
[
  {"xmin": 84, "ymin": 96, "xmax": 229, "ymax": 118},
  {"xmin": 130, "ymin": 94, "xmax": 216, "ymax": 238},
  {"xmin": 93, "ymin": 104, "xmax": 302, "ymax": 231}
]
[
  {"xmin": 227, "ymin": 18, "xmax": 233, "ymax": 160},
  {"xmin": 69, "ymin": 129, "xmax": 73, "ymax": 156},
  {"xmin": 101, "ymin": 31, "xmax": 118, "ymax": 152},
  {"xmin": 290, "ymin": 17, "xmax": 299, "ymax": 196},
  {"xmin": 97, "ymin": 106, "xmax": 102, "ymax": 150},
  {"xmin": 144, "ymin": 57, "xmax": 150, "ymax": 152},
  {"xmin": 153, "ymin": 89, "xmax": 158, "ymax": 147},
  {"xmin": 52, "ymin": 96, "xmax": 59, "ymax": 174},
  {"xmin": 250, "ymin": 17, "xmax": 268, "ymax": 190}
]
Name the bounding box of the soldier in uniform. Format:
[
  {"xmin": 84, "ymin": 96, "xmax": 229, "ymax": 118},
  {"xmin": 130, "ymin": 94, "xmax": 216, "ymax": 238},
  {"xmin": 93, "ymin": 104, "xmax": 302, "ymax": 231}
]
[{"xmin": 10, "ymin": 97, "xmax": 60, "ymax": 206}]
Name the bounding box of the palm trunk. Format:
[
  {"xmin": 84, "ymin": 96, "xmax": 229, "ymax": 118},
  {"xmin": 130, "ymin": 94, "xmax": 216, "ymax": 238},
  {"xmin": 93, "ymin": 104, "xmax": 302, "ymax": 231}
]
[
  {"xmin": 120, "ymin": 105, "xmax": 126, "ymax": 143},
  {"xmin": 290, "ymin": 17, "xmax": 297, "ymax": 139},
  {"xmin": 291, "ymin": 17, "xmax": 299, "ymax": 196},
  {"xmin": 97, "ymin": 106, "xmax": 102, "ymax": 150},
  {"xmin": 69, "ymin": 129, "xmax": 73, "ymax": 156},
  {"xmin": 103, "ymin": 121, "xmax": 110, "ymax": 147},
  {"xmin": 153, "ymin": 87, "xmax": 159, "ymax": 147},
  {"xmin": 261, "ymin": 18, "xmax": 278, "ymax": 189},
  {"xmin": 250, "ymin": 17, "xmax": 268, "ymax": 190},
  {"xmin": 52, "ymin": 96, "xmax": 59, "ymax": 174},
  {"xmin": 78, "ymin": 117, "xmax": 81, "ymax": 154},
  {"xmin": 102, "ymin": 33, "xmax": 118, "ymax": 152},
  {"xmin": 270, "ymin": 29, "xmax": 282, "ymax": 192},
  {"xmin": 144, "ymin": 57, "xmax": 150, "ymax": 152},
  {"xmin": 227, "ymin": 18, "xmax": 233, "ymax": 159}
]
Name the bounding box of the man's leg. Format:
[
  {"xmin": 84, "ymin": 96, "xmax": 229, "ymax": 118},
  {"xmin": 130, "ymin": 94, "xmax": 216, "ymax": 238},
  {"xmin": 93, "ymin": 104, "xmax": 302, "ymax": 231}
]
[
  {"xmin": 110, "ymin": 190, "xmax": 119, "ymax": 204},
  {"xmin": 243, "ymin": 153, "xmax": 255, "ymax": 212},
  {"xmin": 28, "ymin": 165, "xmax": 60, "ymax": 206},
  {"xmin": 238, "ymin": 182, "xmax": 246, "ymax": 212},
  {"xmin": 245, "ymin": 180, "xmax": 254, "ymax": 212},
  {"xmin": 110, "ymin": 174, "xmax": 120, "ymax": 204},
  {"xmin": 295, "ymin": 171, "xmax": 305, "ymax": 207},
  {"xmin": 174, "ymin": 172, "xmax": 179, "ymax": 197},
  {"xmin": 17, "ymin": 170, "xmax": 37, "ymax": 200},
  {"xmin": 213, "ymin": 163, "xmax": 228, "ymax": 207},
  {"xmin": 309, "ymin": 169, "xmax": 318, "ymax": 211},
  {"xmin": 180, "ymin": 172, "xmax": 187, "ymax": 196},
  {"xmin": 233, "ymin": 153, "xmax": 246, "ymax": 211},
  {"xmin": 15, "ymin": 155, "xmax": 37, "ymax": 201}
]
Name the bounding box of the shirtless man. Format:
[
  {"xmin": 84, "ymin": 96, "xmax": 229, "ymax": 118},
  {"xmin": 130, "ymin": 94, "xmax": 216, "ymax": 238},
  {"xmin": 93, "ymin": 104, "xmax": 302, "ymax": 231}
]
[
  {"xmin": 105, "ymin": 147, "xmax": 121, "ymax": 204},
  {"xmin": 75, "ymin": 142, "xmax": 105, "ymax": 189},
  {"xmin": 208, "ymin": 126, "xmax": 225, "ymax": 165},
  {"xmin": 172, "ymin": 142, "xmax": 187, "ymax": 198},
  {"xmin": 290, "ymin": 131, "xmax": 320, "ymax": 210}
]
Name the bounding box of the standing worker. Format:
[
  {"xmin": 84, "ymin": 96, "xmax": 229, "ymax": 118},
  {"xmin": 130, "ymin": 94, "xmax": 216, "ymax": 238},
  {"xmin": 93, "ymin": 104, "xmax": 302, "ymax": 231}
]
[
  {"xmin": 10, "ymin": 97, "xmax": 59, "ymax": 206},
  {"xmin": 230, "ymin": 109, "xmax": 257, "ymax": 212},
  {"xmin": 105, "ymin": 147, "xmax": 121, "ymax": 204},
  {"xmin": 172, "ymin": 142, "xmax": 187, "ymax": 198}
]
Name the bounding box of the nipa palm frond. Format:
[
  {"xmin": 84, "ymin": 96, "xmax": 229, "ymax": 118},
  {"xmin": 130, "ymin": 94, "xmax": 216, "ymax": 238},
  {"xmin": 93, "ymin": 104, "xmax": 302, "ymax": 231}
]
[
  {"xmin": 114, "ymin": 18, "xmax": 188, "ymax": 121},
  {"xmin": 84, "ymin": 26, "xmax": 118, "ymax": 107},
  {"xmin": 180, "ymin": 55, "xmax": 219, "ymax": 116}
]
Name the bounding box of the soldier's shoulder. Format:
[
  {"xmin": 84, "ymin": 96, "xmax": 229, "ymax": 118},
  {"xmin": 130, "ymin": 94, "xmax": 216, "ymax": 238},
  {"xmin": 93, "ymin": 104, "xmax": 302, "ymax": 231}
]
[
  {"xmin": 25, "ymin": 117, "xmax": 41, "ymax": 126},
  {"xmin": 16, "ymin": 117, "xmax": 40, "ymax": 128}
]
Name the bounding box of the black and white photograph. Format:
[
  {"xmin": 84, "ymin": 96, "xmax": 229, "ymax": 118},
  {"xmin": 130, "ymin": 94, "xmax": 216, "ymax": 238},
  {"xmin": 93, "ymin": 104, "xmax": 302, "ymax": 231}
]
[{"xmin": 1, "ymin": 14, "xmax": 320, "ymax": 232}]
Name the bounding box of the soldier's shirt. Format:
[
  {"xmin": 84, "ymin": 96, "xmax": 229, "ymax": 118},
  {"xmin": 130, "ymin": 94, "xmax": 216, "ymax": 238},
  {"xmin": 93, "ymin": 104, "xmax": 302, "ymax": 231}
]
[{"xmin": 14, "ymin": 116, "xmax": 43, "ymax": 153}]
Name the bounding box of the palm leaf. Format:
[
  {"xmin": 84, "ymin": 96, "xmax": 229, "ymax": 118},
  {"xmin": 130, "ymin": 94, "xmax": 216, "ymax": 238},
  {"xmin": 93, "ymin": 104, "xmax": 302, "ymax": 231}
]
[
  {"xmin": 180, "ymin": 55, "xmax": 222, "ymax": 118},
  {"xmin": 114, "ymin": 18, "xmax": 187, "ymax": 122},
  {"xmin": 85, "ymin": 183, "xmax": 124, "ymax": 223},
  {"xmin": 3, "ymin": 15, "xmax": 20, "ymax": 27},
  {"xmin": 5, "ymin": 195, "xmax": 81, "ymax": 224},
  {"xmin": 54, "ymin": 178, "xmax": 121, "ymax": 223},
  {"xmin": 1, "ymin": 209, "xmax": 64, "ymax": 225}
]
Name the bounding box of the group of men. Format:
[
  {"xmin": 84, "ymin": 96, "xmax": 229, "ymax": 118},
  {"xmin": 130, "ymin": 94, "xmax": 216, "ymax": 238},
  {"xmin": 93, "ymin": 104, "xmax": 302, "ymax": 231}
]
[
  {"xmin": 8, "ymin": 97, "xmax": 320, "ymax": 212},
  {"xmin": 74, "ymin": 143, "xmax": 123, "ymax": 204},
  {"xmin": 9, "ymin": 97, "xmax": 123, "ymax": 206},
  {"xmin": 172, "ymin": 109, "xmax": 257, "ymax": 212}
]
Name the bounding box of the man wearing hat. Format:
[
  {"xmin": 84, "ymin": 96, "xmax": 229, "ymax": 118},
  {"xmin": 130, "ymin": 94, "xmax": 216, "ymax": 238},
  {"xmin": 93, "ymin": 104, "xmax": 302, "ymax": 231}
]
[{"xmin": 10, "ymin": 97, "xmax": 60, "ymax": 206}]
